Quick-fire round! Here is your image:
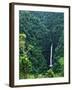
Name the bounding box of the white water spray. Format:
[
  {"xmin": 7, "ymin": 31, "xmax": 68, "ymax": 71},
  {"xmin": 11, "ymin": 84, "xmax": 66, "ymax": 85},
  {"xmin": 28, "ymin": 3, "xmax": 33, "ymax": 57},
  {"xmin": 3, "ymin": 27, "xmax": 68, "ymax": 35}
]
[{"xmin": 49, "ymin": 43, "xmax": 53, "ymax": 67}]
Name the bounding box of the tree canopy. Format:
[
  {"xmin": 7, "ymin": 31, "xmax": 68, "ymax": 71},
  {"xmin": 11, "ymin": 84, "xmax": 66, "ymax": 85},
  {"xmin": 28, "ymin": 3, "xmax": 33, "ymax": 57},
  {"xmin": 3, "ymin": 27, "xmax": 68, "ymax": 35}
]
[{"xmin": 19, "ymin": 10, "xmax": 64, "ymax": 79}]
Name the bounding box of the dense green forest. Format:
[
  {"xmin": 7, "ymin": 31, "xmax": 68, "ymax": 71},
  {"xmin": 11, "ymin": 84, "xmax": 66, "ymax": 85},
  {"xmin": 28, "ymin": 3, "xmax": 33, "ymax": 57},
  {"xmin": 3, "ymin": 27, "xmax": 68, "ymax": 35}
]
[{"xmin": 19, "ymin": 10, "xmax": 64, "ymax": 79}]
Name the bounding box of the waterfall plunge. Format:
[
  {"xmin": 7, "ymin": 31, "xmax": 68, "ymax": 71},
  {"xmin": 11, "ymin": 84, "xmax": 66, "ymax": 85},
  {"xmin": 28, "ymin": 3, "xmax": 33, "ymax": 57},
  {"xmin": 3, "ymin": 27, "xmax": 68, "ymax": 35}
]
[{"xmin": 49, "ymin": 43, "xmax": 53, "ymax": 67}]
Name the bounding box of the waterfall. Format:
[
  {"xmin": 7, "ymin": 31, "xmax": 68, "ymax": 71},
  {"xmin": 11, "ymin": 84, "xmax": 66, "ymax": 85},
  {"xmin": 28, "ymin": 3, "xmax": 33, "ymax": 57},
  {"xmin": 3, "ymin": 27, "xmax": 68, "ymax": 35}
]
[{"xmin": 49, "ymin": 43, "xmax": 53, "ymax": 67}]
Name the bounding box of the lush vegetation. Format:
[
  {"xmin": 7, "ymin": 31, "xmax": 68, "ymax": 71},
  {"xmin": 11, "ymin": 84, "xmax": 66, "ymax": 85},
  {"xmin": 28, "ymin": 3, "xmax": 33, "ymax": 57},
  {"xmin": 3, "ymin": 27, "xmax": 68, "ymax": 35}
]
[{"xmin": 19, "ymin": 11, "xmax": 64, "ymax": 79}]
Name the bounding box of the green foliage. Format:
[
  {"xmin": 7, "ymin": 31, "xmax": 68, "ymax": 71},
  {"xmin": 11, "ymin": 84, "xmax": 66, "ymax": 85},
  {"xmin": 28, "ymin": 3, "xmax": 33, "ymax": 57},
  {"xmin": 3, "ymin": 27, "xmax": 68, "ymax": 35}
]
[
  {"xmin": 45, "ymin": 69, "xmax": 55, "ymax": 77},
  {"xmin": 19, "ymin": 34, "xmax": 32, "ymax": 79},
  {"xmin": 19, "ymin": 55, "xmax": 32, "ymax": 79},
  {"xmin": 53, "ymin": 57, "xmax": 64, "ymax": 76},
  {"xmin": 19, "ymin": 10, "xmax": 64, "ymax": 79}
]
